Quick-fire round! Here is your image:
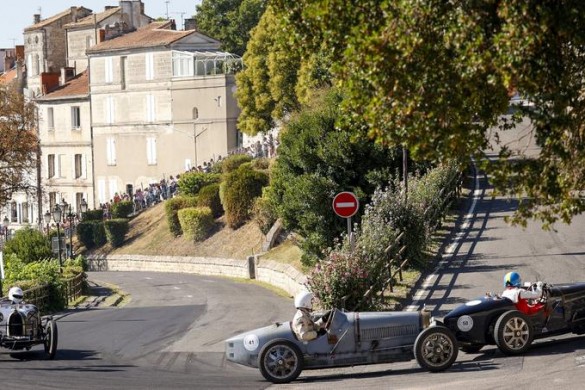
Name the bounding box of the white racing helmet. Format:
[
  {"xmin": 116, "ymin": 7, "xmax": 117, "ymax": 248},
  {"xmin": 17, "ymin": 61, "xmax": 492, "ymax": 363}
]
[
  {"xmin": 9, "ymin": 286, "xmax": 24, "ymax": 304},
  {"xmin": 294, "ymin": 291, "xmax": 314, "ymax": 310}
]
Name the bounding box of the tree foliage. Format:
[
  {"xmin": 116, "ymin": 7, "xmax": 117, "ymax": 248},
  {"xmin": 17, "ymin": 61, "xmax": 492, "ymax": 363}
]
[
  {"xmin": 3, "ymin": 227, "xmax": 52, "ymax": 263},
  {"xmin": 194, "ymin": 0, "xmax": 266, "ymax": 57},
  {"xmin": 0, "ymin": 85, "xmax": 39, "ymax": 208},
  {"xmin": 261, "ymin": 1, "xmax": 585, "ymax": 227}
]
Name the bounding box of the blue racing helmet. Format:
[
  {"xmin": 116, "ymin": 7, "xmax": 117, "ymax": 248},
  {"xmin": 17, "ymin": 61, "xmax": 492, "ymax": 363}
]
[{"xmin": 504, "ymin": 271, "xmax": 521, "ymax": 287}]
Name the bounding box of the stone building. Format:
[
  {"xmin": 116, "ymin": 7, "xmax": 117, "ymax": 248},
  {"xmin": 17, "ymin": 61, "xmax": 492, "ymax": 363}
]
[{"xmin": 86, "ymin": 20, "xmax": 242, "ymax": 206}]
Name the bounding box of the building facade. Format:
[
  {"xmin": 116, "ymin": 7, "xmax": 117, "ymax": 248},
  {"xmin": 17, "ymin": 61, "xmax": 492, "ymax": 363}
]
[{"xmin": 87, "ymin": 21, "xmax": 241, "ymax": 206}]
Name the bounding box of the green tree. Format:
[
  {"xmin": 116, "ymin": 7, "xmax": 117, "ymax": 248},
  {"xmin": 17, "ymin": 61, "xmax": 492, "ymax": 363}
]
[
  {"xmin": 3, "ymin": 227, "xmax": 53, "ymax": 263},
  {"xmin": 269, "ymin": 89, "xmax": 404, "ymax": 265},
  {"xmin": 270, "ymin": 1, "xmax": 585, "ymax": 227},
  {"xmin": 195, "ymin": 0, "xmax": 266, "ymax": 57}
]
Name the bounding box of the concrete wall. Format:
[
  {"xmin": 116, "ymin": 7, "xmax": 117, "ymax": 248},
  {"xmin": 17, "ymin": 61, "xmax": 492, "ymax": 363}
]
[{"xmin": 86, "ymin": 254, "xmax": 307, "ymax": 297}]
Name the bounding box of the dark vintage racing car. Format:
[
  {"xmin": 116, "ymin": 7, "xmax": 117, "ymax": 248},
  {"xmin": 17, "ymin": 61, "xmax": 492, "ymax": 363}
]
[
  {"xmin": 225, "ymin": 307, "xmax": 458, "ymax": 383},
  {"xmin": 441, "ymin": 282, "xmax": 585, "ymax": 355},
  {"xmin": 0, "ymin": 297, "xmax": 58, "ymax": 359}
]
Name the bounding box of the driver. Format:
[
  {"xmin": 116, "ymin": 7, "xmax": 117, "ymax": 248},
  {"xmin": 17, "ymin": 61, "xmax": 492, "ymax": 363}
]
[
  {"xmin": 292, "ymin": 291, "xmax": 326, "ymax": 341},
  {"xmin": 502, "ymin": 271, "xmax": 544, "ymax": 315},
  {"xmin": 8, "ymin": 286, "xmax": 24, "ymax": 304}
]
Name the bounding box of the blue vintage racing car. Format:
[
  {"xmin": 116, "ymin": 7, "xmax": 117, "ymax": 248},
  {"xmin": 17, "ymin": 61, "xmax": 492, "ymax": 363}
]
[{"xmin": 225, "ymin": 307, "xmax": 458, "ymax": 383}]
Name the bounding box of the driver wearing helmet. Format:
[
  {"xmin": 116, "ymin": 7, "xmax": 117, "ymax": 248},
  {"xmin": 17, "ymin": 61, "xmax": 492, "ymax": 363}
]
[
  {"xmin": 8, "ymin": 286, "xmax": 24, "ymax": 304},
  {"xmin": 502, "ymin": 271, "xmax": 544, "ymax": 315},
  {"xmin": 292, "ymin": 291, "xmax": 326, "ymax": 341}
]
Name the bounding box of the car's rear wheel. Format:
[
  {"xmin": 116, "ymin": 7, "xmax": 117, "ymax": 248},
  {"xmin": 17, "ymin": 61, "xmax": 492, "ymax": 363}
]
[
  {"xmin": 44, "ymin": 319, "xmax": 58, "ymax": 359},
  {"xmin": 494, "ymin": 310, "xmax": 533, "ymax": 355},
  {"xmin": 258, "ymin": 340, "xmax": 303, "ymax": 384},
  {"xmin": 414, "ymin": 326, "xmax": 458, "ymax": 372}
]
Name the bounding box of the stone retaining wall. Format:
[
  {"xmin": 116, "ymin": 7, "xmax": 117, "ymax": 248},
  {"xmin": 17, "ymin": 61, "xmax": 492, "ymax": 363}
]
[{"xmin": 86, "ymin": 254, "xmax": 306, "ymax": 297}]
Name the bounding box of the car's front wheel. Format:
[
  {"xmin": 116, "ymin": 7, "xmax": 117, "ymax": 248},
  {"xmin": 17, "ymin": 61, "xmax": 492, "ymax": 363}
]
[
  {"xmin": 494, "ymin": 310, "xmax": 533, "ymax": 355},
  {"xmin": 258, "ymin": 340, "xmax": 303, "ymax": 384},
  {"xmin": 414, "ymin": 326, "xmax": 458, "ymax": 372},
  {"xmin": 44, "ymin": 319, "xmax": 58, "ymax": 359}
]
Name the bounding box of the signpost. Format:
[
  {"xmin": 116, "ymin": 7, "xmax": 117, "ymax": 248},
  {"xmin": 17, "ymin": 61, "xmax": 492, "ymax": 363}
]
[{"xmin": 333, "ymin": 192, "xmax": 359, "ymax": 247}]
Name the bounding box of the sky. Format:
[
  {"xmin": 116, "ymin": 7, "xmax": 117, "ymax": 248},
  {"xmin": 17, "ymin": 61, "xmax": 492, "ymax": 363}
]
[{"xmin": 0, "ymin": 0, "xmax": 202, "ymax": 48}]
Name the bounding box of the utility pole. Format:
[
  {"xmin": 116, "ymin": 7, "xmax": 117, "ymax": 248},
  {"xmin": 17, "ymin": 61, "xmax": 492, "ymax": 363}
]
[{"xmin": 165, "ymin": 1, "xmax": 170, "ymax": 19}]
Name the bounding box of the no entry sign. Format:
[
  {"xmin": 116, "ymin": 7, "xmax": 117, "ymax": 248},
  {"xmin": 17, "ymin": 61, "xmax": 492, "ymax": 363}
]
[{"xmin": 332, "ymin": 192, "xmax": 359, "ymax": 218}]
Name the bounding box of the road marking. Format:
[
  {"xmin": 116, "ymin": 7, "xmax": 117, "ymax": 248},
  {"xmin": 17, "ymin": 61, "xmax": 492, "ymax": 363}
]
[{"xmin": 406, "ymin": 161, "xmax": 481, "ymax": 311}]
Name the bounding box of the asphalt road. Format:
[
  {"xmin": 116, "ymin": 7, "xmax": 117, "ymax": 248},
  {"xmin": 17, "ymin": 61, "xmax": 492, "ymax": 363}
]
[{"xmin": 0, "ymin": 272, "xmax": 292, "ymax": 389}]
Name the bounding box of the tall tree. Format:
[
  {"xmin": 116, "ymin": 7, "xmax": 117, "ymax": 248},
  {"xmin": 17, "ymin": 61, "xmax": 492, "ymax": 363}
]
[
  {"xmin": 270, "ymin": 0, "xmax": 585, "ymax": 227},
  {"xmin": 194, "ymin": 0, "xmax": 266, "ymax": 57},
  {"xmin": 0, "ymin": 85, "xmax": 39, "ymax": 208}
]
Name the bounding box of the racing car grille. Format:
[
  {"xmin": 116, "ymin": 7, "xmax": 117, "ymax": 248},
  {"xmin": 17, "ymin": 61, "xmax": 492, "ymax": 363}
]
[
  {"xmin": 8, "ymin": 312, "xmax": 25, "ymax": 337},
  {"xmin": 360, "ymin": 324, "xmax": 418, "ymax": 341}
]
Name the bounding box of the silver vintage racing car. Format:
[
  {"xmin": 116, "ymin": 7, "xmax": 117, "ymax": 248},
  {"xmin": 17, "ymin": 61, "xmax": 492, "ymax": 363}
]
[
  {"xmin": 225, "ymin": 307, "xmax": 457, "ymax": 383},
  {"xmin": 0, "ymin": 296, "xmax": 58, "ymax": 359}
]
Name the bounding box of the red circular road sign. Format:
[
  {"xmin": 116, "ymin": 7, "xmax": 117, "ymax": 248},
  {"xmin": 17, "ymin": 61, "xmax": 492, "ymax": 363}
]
[{"xmin": 332, "ymin": 192, "xmax": 359, "ymax": 218}]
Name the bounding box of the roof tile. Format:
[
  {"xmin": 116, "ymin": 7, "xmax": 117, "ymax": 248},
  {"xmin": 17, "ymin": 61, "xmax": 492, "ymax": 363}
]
[{"xmin": 41, "ymin": 71, "xmax": 89, "ymax": 100}]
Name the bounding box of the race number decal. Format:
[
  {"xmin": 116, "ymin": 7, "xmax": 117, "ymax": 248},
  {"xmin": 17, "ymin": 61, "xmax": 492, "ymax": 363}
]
[
  {"xmin": 243, "ymin": 334, "xmax": 260, "ymax": 351},
  {"xmin": 457, "ymin": 315, "xmax": 474, "ymax": 332}
]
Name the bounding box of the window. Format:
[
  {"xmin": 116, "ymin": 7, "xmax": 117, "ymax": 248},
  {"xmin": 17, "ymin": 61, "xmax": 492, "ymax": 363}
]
[
  {"xmin": 47, "ymin": 107, "xmax": 54, "ymax": 130},
  {"xmin": 120, "ymin": 56, "xmax": 126, "ymax": 90},
  {"xmin": 109, "ymin": 179, "xmax": 118, "ymax": 200},
  {"xmin": 57, "ymin": 154, "xmax": 65, "ymax": 178},
  {"xmin": 172, "ymin": 52, "xmax": 193, "ymax": 77},
  {"xmin": 106, "ymin": 137, "xmax": 116, "ymax": 165},
  {"xmin": 192, "ymin": 107, "xmax": 198, "ymax": 120},
  {"xmin": 86, "ymin": 35, "xmax": 94, "ymax": 49},
  {"xmin": 71, "ymin": 106, "xmax": 81, "ymax": 129},
  {"xmin": 49, "ymin": 192, "xmax": 57, "ymax": 212},
  {"xmin": 184, "ymin": 159, "xmax": 192, "ymax": 171},
  {"xmin": 146, "ymin": 94, "xmax": 155, "ymax": 122},
  {"xmin": 34, "ymin": 54, "xmax": 40, "ymax": 75},
  {"xmin": 105, "ymin": 57, "xmax": 113, "ymax": 83},
  {"xmin": 22, "ymin": 202, "xmax": 29, "ymax": 223},
  {"xmin": 98, "ymin": 180, "xmax": 106, "ymax": 204},
  {"xmin": 75, "ymin": 193, "xmax": 85, "ymax": 212},
  {"xmin": 145, "ymin": 53, "xmax": 154, "ymax": 80},
  {"xmin": 48, "ymin": 154, "xmax": 55, "ymax": 178},
  {"xmin": 74, "ymin": 154, "xmax": 83, "ymax": 179},
  {"xmin": 10, "ymin": 202, "xmax": 17, "ymax": 223},
  {"xmin": 106, "ymin": 96, "xmax": 115, "ymax": 124},
  {"xmin": 146, "ymin": 137, "xmax": 157, "ymax": 165}
]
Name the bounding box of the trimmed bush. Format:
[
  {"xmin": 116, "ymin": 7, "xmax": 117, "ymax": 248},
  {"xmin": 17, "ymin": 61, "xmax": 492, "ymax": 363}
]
[
  {"xmin": 178, "ymin": 172, "xmax": 221, "ymax": 196},
  {"xmin": 223, "ymin": 166, "xmax": 269, "ymax": 229},
  {"xmin": 251, "ymin": 157, "xmax": 270, "ymax": 170},
  {"xmin": 178, "ymin": 207, "xmax": 214, "ymax": 242},
  {"xmin": 82, "ymin": 209, "xmax": 104, "ymax": 221},
  {"xmin": 253, "ymin": 188, "xmax": 278, "ymax": 235},
  {"xmin": 76, "ymin": 221, "xmax": 96, "ymax": 249},
  {"xmin": 111, "ymin": 200, "xmax": 134, "ymax": 218},
  {"xmin": 3, "ymin": 227, "xmax": 53, "ymax": 263},
  {"xmin": 93, "ymin": 222, "xmax": 107, "ymax": 247},
  {"xmin": 221, "ymin": 154, "xmax": 252, "ymax": 173},
  {"xmin": 164, "ymin": 196, "xmax": 198, "ymax": 236},
  {"xmin": 104, "ymin": 219, "xmax": 129, "ymax": 248},
  {"xmin": 197, "ymin": 183, "xmax": 223, "ymax": 218}
]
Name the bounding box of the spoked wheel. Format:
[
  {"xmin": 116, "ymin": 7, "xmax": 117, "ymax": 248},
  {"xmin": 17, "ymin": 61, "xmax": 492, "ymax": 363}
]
[
  {"xmin": 44, "ymin": 319, "xmax": 58, "ymax": 359},
  {"xmin": 414, "ymin": 326, "xmax": 458, "ymax": 372},
  {"xmin": 258, "ymin": 340, "xmax": 303, "ymax": 384},
  {"xmin": 494, "ymin": 310, "xmax": 533, "ymax": 355}
]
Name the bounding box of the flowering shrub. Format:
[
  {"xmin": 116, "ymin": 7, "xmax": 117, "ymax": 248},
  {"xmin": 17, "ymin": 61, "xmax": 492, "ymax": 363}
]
[{"xmin": 308, "ymin": 250, "xmax": 376, "ymax": 311}]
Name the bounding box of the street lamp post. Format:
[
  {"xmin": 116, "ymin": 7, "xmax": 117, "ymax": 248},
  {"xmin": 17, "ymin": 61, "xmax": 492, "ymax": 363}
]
[
  {"xmin": 52, "ymin": 204, "xmax": 63, "ymax": 272},
  {"xmin": 2, "ymin": 217, "xmax": 8, "ymax": 242},
  {"xmin": 43, "ymin": 211, "xmax": 51, "ymax": 236},
  {"xmin": 61, "ymin": 200, "xmax": 76, "ymax": 259}
]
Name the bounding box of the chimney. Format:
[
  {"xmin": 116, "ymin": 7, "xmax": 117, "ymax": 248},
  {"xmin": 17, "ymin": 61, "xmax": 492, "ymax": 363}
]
[
  {"xmin": 33, "ymin": 14, "xmax": 41, "ymax": 24},
  {"xmin": 70, "ymin": 6, "xmax": 78, "ymax": 22},
  {"xmin": 184, "ymin": 18, "xmax": 197, "ymax": 31},
  {"xmin": 170, "ymin": 19, "xmax": 177, "ymax": 31}
]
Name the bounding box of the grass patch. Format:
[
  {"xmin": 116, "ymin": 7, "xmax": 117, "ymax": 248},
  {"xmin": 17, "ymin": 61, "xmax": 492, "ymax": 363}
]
[{"xmin": 260, "ymin": 238, "xmax": 305, "ymax": 272}]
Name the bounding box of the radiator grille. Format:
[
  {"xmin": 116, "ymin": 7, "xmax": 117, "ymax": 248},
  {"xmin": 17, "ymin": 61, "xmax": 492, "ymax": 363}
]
[{"xmin": 360, "ymin": 324, "xmax": 418, "ymax": 340}]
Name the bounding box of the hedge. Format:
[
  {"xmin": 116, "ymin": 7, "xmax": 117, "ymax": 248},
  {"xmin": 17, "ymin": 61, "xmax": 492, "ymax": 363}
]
[
  {"xmin": 221, "ymin": 154, "xmax": 252, "ymax": 174},
  {"xmin": 104, "ymin": 219, "xmax": 129, "ymax": 248},
  {"xmin": 177, "ymin": 207, "xmax": 214, "ymax": 242},
  {"xmin": 223, "ymin": 165, "xmax": 269, "ymax": 229},
  {"xmin": 197, "ymin": 183, "xmax": 223, "ymax": 218},
  {"xmin": 177, "ymin": 172, "xmax": 221, "ymax": 196},
  {"xmin": 76, "ymin": 221, "xmax": 107, "ymax": 249},
  {"xmin": 164, "ymin": 196, "xmax": 199, "ymax": 236},
  {"xmin": 111, "ymin": 200, "xmax": 134, "ymax": 218},
  {"xmin": 82, "ymin": 209, "xmax": 104, "ymax": 221}
]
